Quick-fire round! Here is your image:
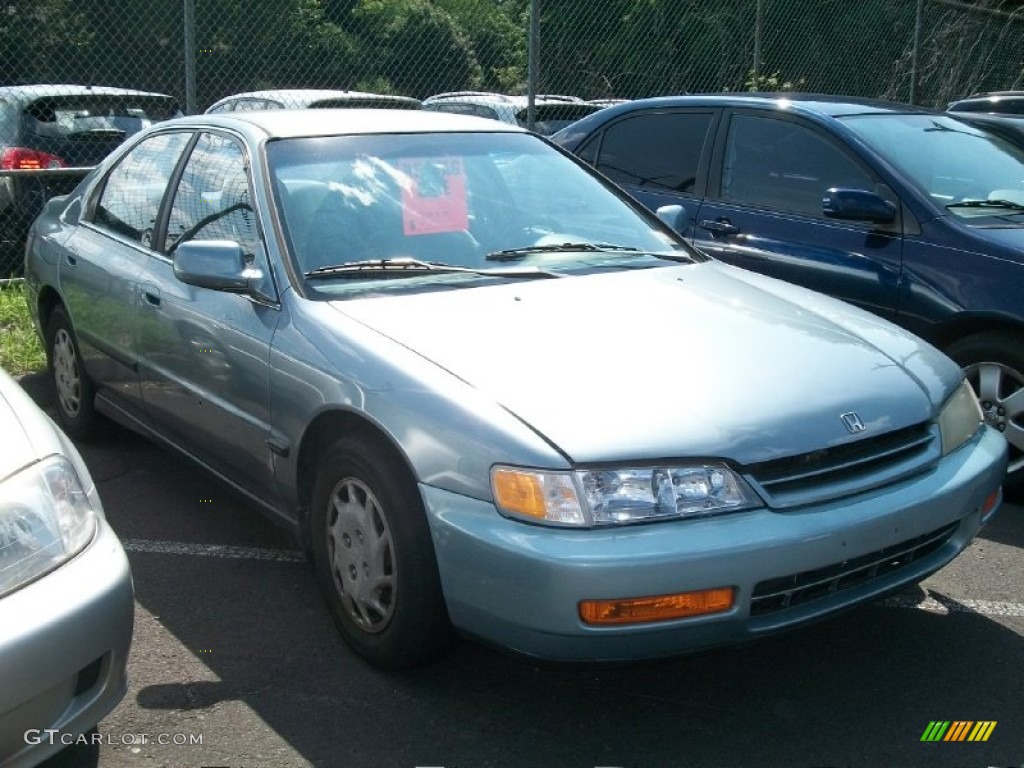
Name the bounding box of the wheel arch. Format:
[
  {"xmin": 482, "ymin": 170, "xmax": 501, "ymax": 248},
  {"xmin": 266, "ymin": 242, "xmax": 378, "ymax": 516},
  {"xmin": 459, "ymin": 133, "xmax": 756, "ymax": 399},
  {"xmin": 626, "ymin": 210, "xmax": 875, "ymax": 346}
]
[
  {"xmin": 924, "ymin": 312, "xmax": 1024, "ymax": 354},
  {"xmin": 35, "ymin": 285, "xmax": 65, "ymax": 340},
  {"xmin": 294, "ymin": 408, "xmax": 418, "ymax": 548}
]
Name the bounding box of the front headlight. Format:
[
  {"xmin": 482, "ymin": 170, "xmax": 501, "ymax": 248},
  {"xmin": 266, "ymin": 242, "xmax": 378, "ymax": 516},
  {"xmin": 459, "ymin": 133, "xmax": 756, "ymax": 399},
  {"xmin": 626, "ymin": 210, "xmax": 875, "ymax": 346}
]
[
  {"xmin": 492, "ymin": 463, "xmax": 761, "ymax": 527},
  {"xmin": 0, "ymin": 456, "xmax": 97, "ymax": 599},
  {"xmin": 938, "ymin": 379, "xmax": 984, "ymax": 456}
]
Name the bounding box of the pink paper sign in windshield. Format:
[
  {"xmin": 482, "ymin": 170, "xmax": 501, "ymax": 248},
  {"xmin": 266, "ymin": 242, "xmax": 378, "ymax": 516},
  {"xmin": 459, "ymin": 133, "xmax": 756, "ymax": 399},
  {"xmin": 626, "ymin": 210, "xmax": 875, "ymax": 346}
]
[{"xmin": 399, "ymin": 157, "xmax": 469, "ymax": 236}]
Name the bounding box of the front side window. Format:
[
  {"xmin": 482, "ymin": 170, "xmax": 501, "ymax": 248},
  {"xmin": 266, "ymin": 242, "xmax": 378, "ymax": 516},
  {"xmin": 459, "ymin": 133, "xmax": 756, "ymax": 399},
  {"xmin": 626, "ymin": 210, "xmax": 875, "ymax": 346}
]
[
  {"xmin": 721, "ymin": 114, "xmax": 873, "ymax": 216},
  {"xmin": 93, "ymin": 131, "xmax": 192, "ymax": 245},
  {"xmin": 165, "ymin": 132, "xmax": 261, "ymax": 258},
  {"xmin": 595, "ymin": 111, "xmax": 713, "ymax": 194}
]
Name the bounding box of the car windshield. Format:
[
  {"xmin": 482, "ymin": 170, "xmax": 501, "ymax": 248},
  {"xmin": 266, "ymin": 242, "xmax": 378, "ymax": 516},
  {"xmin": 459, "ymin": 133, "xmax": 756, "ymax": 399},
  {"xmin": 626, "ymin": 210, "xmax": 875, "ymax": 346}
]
[
  {"xmin": 841, "ymin": 113, "xmax": 1024, "ymax": 224},
  {"xmin": 267, "ymin": 131, "xmax": 689, "ymax": 295}
]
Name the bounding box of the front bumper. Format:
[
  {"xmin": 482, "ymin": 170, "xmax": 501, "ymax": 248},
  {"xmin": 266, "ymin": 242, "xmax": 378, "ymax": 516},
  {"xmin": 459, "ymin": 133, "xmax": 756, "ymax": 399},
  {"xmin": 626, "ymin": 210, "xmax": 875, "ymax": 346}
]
[
  {"xmin": 423, "ymin": 426, "xmax": 1007, "ymax": 661},
  {"xmin": 0, "ymin": 519, "xmax": 134, "ymax": 767}
]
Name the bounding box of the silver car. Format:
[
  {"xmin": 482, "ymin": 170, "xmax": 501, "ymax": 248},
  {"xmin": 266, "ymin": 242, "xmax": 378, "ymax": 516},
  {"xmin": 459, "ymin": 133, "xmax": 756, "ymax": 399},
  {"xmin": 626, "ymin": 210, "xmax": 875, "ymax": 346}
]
[
  {"xmin": 24, "ymin": 109, "xmax": 1007, "ymax": 668},
  {"xmin": 0, "ymin": 366, "xmax": 133, "ymax": 766}
]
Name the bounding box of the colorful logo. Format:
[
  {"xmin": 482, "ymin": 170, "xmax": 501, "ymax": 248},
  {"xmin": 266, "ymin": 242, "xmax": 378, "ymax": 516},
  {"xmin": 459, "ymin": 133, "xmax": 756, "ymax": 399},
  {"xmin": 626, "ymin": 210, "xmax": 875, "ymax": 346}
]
[{"xmin": 920, "ymin": 721, "xmax": 997, "ymax": 742}]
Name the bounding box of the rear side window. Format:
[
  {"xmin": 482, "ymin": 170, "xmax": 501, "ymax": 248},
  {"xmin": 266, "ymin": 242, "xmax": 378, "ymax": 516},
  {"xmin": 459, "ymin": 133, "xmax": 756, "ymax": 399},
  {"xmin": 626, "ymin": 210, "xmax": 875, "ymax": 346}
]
[
  {"xmin": 594, "ymin": 111, "xmax": 713, "ymax": 194},
  {"xmin": 721, "ymin": 114, "xmax": 873, "ymax": 216},
  {"xmin": 93, "ymin": 131, "xmax": 191, "ymax": 245}
]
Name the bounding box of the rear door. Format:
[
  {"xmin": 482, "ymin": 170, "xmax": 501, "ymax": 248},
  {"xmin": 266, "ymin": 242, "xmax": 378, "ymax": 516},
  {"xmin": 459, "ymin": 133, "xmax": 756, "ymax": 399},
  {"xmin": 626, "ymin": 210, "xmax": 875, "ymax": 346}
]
[
  {"xmin": 61, "ymin": 130, "xmax": 193, "ymax": 416},
  {"xmin": 694, "ymin": 110, "xmax": 904, "ymax": 320}
]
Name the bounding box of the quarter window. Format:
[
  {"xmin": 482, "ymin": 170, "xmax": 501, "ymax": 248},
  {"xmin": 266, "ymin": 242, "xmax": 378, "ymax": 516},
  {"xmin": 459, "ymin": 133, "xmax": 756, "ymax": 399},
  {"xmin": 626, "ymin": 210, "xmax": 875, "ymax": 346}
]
[
  {"xmin": 93, "ymin": 131, "xmax": 191, "ymax": 245},
  {"xmin": 721, "ymin": 115, "xmax": 873, "ymax": 216},
  {"xmin": 595, "ymin": 111, "xmax": 713, "ymax": 194}
]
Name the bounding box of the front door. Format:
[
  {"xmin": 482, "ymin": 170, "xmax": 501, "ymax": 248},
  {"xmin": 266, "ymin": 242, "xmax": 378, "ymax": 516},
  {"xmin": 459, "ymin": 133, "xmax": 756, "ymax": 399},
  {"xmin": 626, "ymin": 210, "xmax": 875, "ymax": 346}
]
[
  {"xmin": 135, "ymin": 131, "xmax": 281, "ymax": 500},
  {"xmin": 694, "ymin": 111, "xmax": 904, "ymax": 321}
]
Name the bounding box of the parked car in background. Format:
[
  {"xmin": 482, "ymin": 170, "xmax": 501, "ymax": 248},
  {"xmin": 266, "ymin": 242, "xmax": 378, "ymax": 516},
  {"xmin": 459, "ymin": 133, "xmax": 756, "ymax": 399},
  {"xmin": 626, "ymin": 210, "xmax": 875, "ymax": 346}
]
[
  {"xmin": 0, "ymin": 84, "xmax": 181, "ymax": 273},
  {"xmin": 205, "ymin": 88, "xmax": 421, "ymax": 113},
  {"xmin": 947, "ymin": 110, "xmax": 1024, "ymax": 148},
  {"xmin": 554, "ymin": 93, "xmax": 1024, "ymax": 488},
  {"xmin": 947, "ymin": 90, "xmax": 1024, "ymax": 115},
  {"xmin": 422, "ymin": 91, "xmax": 602, "ymax": 135},
  {"xmin": 0, "ymin": 366, "xmax": 133, "ymax": 767},
  {"xmin": 24, "ymin": 109, "xmax": 1006, "ymax": 669}
]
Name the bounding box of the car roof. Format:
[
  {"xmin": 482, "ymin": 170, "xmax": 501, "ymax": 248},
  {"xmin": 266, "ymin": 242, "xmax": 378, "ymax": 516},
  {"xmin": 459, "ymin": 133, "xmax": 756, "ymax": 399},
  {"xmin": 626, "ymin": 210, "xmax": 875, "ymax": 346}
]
[
  {"xmin": 0, "ymin": 84, "xmax": 176, "ymax": 104},
  {"xmin": 207, "ymin": 88, "xmax": 421, "ymax": 110},
  {"xmin": 588, "ymin": 92, "xmax": 938, "ymax": 119},
  {"xmin": 422, "ymin": 91, "xmax": 588, "ymax": 108},
  {"xmin": 172, "ymin": 108, "xmax": 530, "ymax": 139},
  {"xmin": 953, "ymin": 90, "xmax": 1024, "ymax": 100}
]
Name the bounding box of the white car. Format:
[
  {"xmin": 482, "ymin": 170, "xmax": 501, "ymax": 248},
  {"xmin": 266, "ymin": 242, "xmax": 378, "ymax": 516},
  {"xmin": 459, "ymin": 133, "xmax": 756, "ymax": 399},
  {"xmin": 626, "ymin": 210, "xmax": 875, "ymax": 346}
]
[
  {"xmin": 421, "ymin": 91, "xmax": 603, "ymax": 134},
  {"xmin": 0, "ymin": 366, "xmax": 133, "ymax": 767}
]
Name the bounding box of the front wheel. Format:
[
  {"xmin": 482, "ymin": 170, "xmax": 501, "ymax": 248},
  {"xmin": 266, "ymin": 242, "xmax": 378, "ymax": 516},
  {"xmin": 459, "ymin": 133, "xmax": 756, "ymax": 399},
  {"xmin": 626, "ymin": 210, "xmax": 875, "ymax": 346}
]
[
  {"xmin": 310, "ymin": 435, "xmax": 453, "ymax": 668},
  {"xmin": 946, "ymin": 333, "xmax": 1024, "ymax": 493},
  {"xmin": 45, "ymin": 306, "xmax": 98, "ymax": 440}
]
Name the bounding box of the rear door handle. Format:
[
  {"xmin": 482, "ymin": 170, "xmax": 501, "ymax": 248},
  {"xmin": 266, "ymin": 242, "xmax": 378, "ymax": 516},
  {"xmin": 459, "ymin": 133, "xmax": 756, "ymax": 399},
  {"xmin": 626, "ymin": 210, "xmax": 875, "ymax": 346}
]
[{"xmin": 700, "ymin": 219, "xmax": 740, "ymax": 236}]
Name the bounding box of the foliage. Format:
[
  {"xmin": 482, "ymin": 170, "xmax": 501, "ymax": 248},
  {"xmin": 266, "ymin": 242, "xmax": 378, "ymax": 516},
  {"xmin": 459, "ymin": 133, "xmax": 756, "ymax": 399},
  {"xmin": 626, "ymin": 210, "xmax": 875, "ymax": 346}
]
[
  {"xmin": 0, "ymin": 0, "xmax": 1021, "ymax": 110},
  {"xmin": 0, "ymin": 283, "xmax": 45, "ymax": 377},
  {"xmin": 742, "ymin": 69, "xmax": 805, "ymax": 93}
]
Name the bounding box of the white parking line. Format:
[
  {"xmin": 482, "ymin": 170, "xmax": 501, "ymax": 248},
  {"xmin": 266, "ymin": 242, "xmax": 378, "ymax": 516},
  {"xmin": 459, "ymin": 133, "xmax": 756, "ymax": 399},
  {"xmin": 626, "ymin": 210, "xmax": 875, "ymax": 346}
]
[
  {"xmin": 121, "ymin": 538, "xmax": 306, "ymax": 563},
  {"xmin": 119, "ymin": 538, "xmax": 1024, "ymax": 618}
]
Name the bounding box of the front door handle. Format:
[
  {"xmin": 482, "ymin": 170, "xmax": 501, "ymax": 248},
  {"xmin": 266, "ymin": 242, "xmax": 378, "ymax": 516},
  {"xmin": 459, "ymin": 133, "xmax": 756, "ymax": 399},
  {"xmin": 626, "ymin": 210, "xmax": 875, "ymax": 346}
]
[
  {"xmin": 700, "ymin": 218, "xmax": 740, "ymax": 236},
  {"xmin": 143, "ymin": 289, "xmax": 162, "ymax": 307}
]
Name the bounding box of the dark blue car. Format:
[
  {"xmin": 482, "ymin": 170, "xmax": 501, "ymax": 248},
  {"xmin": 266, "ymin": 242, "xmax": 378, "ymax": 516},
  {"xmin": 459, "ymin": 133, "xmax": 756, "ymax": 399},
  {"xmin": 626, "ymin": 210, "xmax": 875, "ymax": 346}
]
[{"xmin": 553, "ymin": 94, "xmax": 1024, "ymax": 488}]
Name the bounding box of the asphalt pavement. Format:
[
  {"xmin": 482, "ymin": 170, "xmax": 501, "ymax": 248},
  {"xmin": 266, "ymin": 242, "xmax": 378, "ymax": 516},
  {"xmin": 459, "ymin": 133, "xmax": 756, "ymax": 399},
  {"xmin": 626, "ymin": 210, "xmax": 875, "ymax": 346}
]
[{"xmin": 18, "ymin": 373, "xmax": 1022, "ymax": 768}]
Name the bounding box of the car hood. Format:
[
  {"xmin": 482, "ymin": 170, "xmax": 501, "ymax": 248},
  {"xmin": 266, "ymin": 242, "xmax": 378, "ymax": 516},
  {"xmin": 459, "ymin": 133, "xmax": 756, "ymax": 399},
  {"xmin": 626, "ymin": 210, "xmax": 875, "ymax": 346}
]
[
  {"xmin": 0, "ymin": 375, "xmax": 46, "ymax": 478},
  {"xmin": 331, "ymin": 262, "xmax": 959, "ymax": 464},
  {"xmin": 954, "ymin": 221, "xmax": 1024, "ymax": 261}
]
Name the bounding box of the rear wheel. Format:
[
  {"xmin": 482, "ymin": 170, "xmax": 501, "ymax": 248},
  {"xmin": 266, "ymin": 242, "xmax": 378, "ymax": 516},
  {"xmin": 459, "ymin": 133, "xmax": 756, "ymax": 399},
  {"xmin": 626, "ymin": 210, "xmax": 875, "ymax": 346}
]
[
  {"xmin": 310, "ymin": 435, "xmax": 453, "ymax": 668},
  {"xmin": 946, "ymin": 333, "xmax": 1024, "ymax": 494},
  {"xmin": 45, "ymin": 306, "xmax": 98, "ymax": 440}
]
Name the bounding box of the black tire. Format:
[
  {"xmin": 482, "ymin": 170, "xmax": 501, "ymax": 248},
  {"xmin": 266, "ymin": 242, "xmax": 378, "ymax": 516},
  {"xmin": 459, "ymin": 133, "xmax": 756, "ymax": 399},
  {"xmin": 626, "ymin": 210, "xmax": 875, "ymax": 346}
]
[
  {"xmin": 45, "ymin": 306, "xmax": 99, "ymax": 440},
  {"xmin": 945, "ymin": 332, "xmax": 1024, "ymax": 496},
  {"xmin": 310, "ymin": 435, "xmax": 453, "ymax": 669}
]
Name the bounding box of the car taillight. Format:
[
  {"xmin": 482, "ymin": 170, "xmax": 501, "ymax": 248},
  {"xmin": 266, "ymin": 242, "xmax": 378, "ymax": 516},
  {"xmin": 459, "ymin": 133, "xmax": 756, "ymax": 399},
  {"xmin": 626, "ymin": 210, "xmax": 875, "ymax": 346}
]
[{"xmin": 0, "ymin": 147, "xmax": 67, "ymax": 170}]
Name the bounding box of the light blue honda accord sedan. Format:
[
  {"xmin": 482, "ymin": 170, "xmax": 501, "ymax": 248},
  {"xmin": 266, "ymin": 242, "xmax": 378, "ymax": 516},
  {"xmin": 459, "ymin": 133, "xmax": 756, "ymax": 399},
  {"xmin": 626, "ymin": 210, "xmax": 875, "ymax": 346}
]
[{"xmin": 23, "ymin": 109, "xmax": 1007, "ymax": 668}]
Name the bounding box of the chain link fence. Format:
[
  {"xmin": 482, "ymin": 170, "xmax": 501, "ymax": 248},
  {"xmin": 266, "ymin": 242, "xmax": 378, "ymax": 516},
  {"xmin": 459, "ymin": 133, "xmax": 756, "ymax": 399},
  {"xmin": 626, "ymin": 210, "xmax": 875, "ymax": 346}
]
[{"xmin": 1, "ymin": 0, "xmax": 1022, "ymax": 274}]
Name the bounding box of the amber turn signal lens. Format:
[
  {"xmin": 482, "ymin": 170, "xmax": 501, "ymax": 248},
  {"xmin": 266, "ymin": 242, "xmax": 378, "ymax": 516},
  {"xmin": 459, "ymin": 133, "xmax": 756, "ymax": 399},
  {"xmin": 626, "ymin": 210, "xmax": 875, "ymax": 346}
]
[
  {"xmin": 580, "ymin": 587, "xmax": 735, "ymax": 625},
  {"xmin": 492, "ymin": 468, "xmax": 547, "ymax": 519}
]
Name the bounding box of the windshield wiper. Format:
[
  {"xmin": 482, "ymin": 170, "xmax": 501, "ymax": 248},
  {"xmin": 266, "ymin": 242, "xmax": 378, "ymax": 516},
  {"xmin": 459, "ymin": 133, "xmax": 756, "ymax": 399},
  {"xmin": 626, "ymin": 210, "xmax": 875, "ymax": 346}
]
[
  {"xmin": 485, "ymin": 242, "xmax": 640, "ymax": 261},
  {"xmin": 946, "ymin": 199, "xmax": 1024, "ymax": 212},
  {"xmin": 304, "ymin": 257, "xmax": 562, "ymax": 280}
]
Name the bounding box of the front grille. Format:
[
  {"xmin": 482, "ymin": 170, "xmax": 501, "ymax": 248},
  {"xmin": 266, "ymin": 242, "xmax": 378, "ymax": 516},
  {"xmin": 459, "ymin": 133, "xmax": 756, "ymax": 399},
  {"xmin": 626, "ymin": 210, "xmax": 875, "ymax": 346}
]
[
  {"xmin": 750, "ymin": 521, "xmax": 958, "ymax": 616},
  {"xmin": 745, "ymin": 422, "xmax": 939, "ymax": 508}
]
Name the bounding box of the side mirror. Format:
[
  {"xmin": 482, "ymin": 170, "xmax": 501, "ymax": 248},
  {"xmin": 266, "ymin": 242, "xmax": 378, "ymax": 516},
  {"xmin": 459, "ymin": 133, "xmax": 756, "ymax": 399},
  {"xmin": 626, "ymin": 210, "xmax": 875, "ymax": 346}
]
[
  {"xmin": 656, "ymin": 204, "xmax": 687, "ymax": 233},
  {"xmin": 822, "ymin": 188, "xmax": 897, "ymax": 224},
  {"xmin": 173, "ymin": 240, "xmax": 259, "ymax": 293}
]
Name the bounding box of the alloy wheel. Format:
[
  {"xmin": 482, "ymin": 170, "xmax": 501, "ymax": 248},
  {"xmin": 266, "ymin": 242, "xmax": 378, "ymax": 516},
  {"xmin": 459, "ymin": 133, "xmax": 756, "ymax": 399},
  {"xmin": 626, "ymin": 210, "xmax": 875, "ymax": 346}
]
[{"xmin": 965, "ymin": 360, "xmax": 1024, "ymax": 474}]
